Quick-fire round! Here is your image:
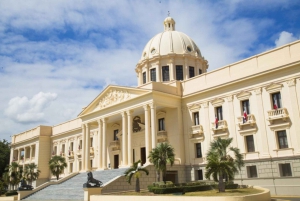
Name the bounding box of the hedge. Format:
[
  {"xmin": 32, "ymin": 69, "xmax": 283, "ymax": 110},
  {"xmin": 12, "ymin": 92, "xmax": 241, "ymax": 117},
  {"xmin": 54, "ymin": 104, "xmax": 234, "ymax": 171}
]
[{"xmin": 5, "ymin": 190, "xmax": 18, "ymax": 196}]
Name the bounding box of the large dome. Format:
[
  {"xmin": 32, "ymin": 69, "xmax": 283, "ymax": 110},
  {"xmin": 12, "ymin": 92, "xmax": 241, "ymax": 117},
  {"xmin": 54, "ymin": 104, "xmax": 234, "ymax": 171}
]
[{"xmin": 140, "ymin": 17, "xmax": 202, "ymax": 61}]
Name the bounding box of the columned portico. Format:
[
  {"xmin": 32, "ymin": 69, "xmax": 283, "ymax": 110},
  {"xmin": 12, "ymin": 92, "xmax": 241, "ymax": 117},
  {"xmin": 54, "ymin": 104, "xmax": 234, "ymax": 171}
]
[
  {"xmin": 143, "ymin": 105, "xmax": 151, "ymax": 164},
  {"xmin": 150, "ymin": 103, "xmax": 157, "ymax": 149},
  {"xmin": 85, "ymin": 124, "xmax": 91, "ymax": 171},
  {"xmin": 121, "ymin": 112, "xmax": 128, "ymax": 166},
  {"xmin": 127, "ymin": 110, "xmax": 133, "ymax": 166},
  {"xmin": 97, "ymin": 119, "xmax": 102, "ymax": 169},
  {"xmin": 102, "ymin": 118, "xmax": 108, "ymax": 169}
]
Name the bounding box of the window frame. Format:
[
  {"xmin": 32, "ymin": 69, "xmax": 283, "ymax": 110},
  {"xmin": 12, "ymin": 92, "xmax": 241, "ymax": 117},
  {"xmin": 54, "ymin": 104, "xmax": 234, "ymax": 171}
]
[
  {"xmin": 162, "ymin": 66, "xmax": 170, "ymax": 81},
  {"xmin": 271, "ymin": 92, "xmax": 282, "ymax": 109},
  {"xmin": 245, "ymin": 135, "xmax": 255, "ymax": 153},
  {"xmin": 199, "ymin": 69, "xmax": 202, "ymax": 75},
  {"xmin": 277, "ymin": 130, "xmax": 288, "ymax": 149},
  {"xmin": 247, "ymin": 165, "xmax": 258, "ymax": 178},
  {"xmin": 113, "ymin": 129, "xmax": 119, "ymax": 141},
  {"xmin": 150, "ymin": 68, "xmax": 156, "ymax": 82},
  {"xmin": 142, "ymin": 72, "xmax": 146, "ymax": 84},
  {"xmin": 176, "ymin": 65, "xmax": 183, "ymax": 80},
  {"xmin": 241, "ymin": 99, "xmax": 250, "ymax": 115},
  {"xmin": 189, "ymin": 66, "xmax": 195, "ymax": 78},
  {"xmin": 195, "ymin": 143, "xmax": 202, "ymax": 158},
  {"xmin": 279, "ymin": 163, "xmax": 292, "ymax": 177},
  {"xmin": 158, "ymin": 118, "xmax": 165, "ymax": 131},
  {"xmin": 215, "ymin": 106, "xmax": 223, "ymax": 120},
  {"xmin": 193, "ymin": 112, "xmax": 199, "ymax": 126}
]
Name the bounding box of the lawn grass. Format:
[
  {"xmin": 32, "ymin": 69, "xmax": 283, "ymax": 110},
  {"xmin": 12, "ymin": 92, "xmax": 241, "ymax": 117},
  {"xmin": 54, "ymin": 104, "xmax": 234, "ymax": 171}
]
[{"xmin": 114, "ymin": 188, "xmax": 264, "ymax": 196}]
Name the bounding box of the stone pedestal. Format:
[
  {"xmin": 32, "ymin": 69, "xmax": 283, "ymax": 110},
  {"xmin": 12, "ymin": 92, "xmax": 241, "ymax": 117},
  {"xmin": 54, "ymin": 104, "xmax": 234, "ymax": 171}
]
[
  {"xmin": 83, "ymin": 188, "xmax": 102, "ymax": 201},
  {"xmin": 18, "ymin": 190, "xmax": 33, "ymax": 200}
]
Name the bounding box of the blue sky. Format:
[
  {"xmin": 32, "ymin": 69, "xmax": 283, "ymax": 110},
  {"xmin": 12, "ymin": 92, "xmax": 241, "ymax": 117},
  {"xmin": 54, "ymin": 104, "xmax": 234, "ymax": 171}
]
[{"xmin": 0, "ymin": 0, "xmax": 299, "ymax": 141}]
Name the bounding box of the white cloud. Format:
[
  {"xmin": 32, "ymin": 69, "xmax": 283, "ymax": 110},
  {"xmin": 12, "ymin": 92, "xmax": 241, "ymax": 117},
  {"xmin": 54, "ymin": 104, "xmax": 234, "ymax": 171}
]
[
  {"xmin": 5, "ymin": 92, "xmax": 57, "ymax": 123},
  {"xmin": 275, "ymin": 31, "xmax": 298, "ymax": 48}
]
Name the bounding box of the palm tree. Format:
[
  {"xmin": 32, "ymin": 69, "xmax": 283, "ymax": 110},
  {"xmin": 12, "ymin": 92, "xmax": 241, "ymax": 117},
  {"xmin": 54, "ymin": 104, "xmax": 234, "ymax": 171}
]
[
  {"xmin": 24, "ymin": 163, "xmax": 41, "ymax": 185},
  {"xmin": 49, "ymin": 156, "xmax": 67, "ymax": 180},
  {"xmin": 6, "ymin": 162, "xmax": 21, "ymax": 190},
  {"xmin": 148, "ymin": 142, "xmax": 175, "ymax": 183},
  {"xmin": 124, "ymin": 160, "xmax": 149, "ymax": 192},
  {"xmin": 205, "ymin": 137, "xmax": 244, "ymax": 192}
]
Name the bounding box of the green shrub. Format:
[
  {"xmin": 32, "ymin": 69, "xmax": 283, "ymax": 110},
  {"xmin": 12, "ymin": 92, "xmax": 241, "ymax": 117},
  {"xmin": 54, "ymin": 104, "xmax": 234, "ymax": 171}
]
[{"xmin": 5, "ymin": 190, "xmax": 18, "ymax": 196}]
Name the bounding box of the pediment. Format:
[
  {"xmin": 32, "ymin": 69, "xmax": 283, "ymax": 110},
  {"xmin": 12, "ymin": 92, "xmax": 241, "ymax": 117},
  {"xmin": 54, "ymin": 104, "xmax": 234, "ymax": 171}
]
[
  {"xmin": 265, "ymin": 82, "xmax": 282, "ymax": 93},
  {"xmin": 236, "ymin": 91, "xmax": 252, "ymax": 100},
  {"xmin": 78, "ymin": 85, "xmax": 150, "ymax": 116},
  {"xmin": 211, "ymin": 98, "xmax": 224, "ymax": 107},
  {"xmin": 187, "ymin": 103, "xmax": 201, "ymax": 112}
]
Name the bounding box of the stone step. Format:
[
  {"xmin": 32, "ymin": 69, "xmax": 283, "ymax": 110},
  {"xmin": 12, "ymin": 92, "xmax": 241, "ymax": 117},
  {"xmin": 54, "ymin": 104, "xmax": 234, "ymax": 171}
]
[{"xmin": 24, "ymin": 168, "xmax": 126, "ymax": 200}]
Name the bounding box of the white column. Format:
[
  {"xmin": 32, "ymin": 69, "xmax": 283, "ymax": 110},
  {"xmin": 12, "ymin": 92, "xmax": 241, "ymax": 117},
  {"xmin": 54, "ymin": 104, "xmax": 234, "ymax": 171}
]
[
  {"xmin": 227, "ymin": 96, "xmax": 238, "ymax": 148},
  {"xmin": 127, "ymin": 110, "xmax": 133, "ymax": 165},
  {"xmin": 82, "ymin": 125, "xmax": 86, "ymax": 171},
  {"xmin": 121, "ymin": 112, "xmax": 128, "ymax": 166},
  {"xmin": 287, "ymin": 79, "xmax": 300, "ymax": 154},
  {"xmin": 85, "ymin": 124, "xmax": 91, "ymax": 171},
  {"xmin": 17, "ymin": 149, "xmax": 20, "ymax": 161},
  {"xmin": 169, "ymin": 59, "xmax": 174, "ymax": 81},
  {"xmin": 254, "ymin": 88, "xmax": 270, "ymax": 158},
  {"xmin": 201, "ymin": 102, "xmax": 211, "ymax": 158},
  {"xmin": 97, "ymin": 119, "xmax": 102, "ymax": 169},
  {"xmin": 143, "ymin": 105, "xmax": 151, "ymax": 164},
  {"xmin": 157, "ymin": 66, "xmax": 161, "ymax": 82},
  {"xmin": 10, "ymin": 148, "xmax": 14, "ymax": 163},
  {"xmin": 184, "ymin": 57, "xmax": 188, "ymax": 80},
  {"xmin": 146, "ymin": 64, "xmax": 150, "ymax": 83},
  {"xmin": 102, "ymin": 118, "xmax": 108, "ymax": 169},
  {"xmin": 138, "ymin": 70, "xmax": 142, "ymax": 86},
  {"xmin": 150, "ymin": 103, "xmax": 157, "ymax": 149}
]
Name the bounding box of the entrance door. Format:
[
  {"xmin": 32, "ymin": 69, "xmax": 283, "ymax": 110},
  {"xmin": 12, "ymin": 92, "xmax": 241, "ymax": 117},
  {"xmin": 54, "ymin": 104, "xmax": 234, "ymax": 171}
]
[
  {"xmin": 114, "ymin": 155, "xmax": 119, "ymax": 169},
  {"xmin": 166, "ymin": 171, "xmax": 178, "ymax": 184},
  {"xmin": 140, "ymin": 147, "xmax": 146, "ymax": 166}
]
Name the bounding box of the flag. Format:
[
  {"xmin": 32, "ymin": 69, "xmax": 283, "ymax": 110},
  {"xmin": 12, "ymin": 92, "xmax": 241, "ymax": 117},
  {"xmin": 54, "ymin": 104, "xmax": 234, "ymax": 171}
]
[
  {"xmin": 215, "ymin": 116, "xmax": 219, "ymax": 129},
  {"xmin": 273, "ymin": 99, "xmax": 278, "ymax": 110},
  {"xmin": 243, "ymin": 110, "xmax": 248, "ymax": 123}
]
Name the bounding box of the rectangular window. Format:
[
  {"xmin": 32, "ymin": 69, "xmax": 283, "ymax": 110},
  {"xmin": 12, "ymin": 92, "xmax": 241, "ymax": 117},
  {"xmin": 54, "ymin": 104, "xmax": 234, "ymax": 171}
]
[
  {"xmin": 195, "ymin": 143, "xmax": 202, "ymax": 158},
  {"xmin": 143, "ymin": 72, "xmax": 146, "ymax": 84},
  {"xmin": 241, "ymin": 100, "xmax": 250, "ymax": 115},
  {"xmin": 247, "ymin": 166, "xmax": 258, "ymax": 178},
  {"xmin": 197, "ymin": 169, "xmax": 203, "ymax": 180},
  {"xmin": 199, "ymin": 69, "xmax": 202, "ymax": 75},
  {"xmin": 150, "ymin": 68, "xmax": 156, "ymax": 81},
  {"xmin": 113, "ymin": 129, "xmax": 119, "ymax": 141},
  {"xmin": 272, "ymin": 92, "xmax": 282, "ymax": 109},
  {"xmin": 162, "ymin": 66, "xmax": 170, "ymax": 81},
  {"xmin": 189, "ymin": 66, "xmax": 195, "ymax": 78},
  {"xmin": 193, "ymin": 112, "xmax": 199, "ymax": 125},
  {"xmin": 277, "ymin": 130, "xmax": 288, "ymax": 149},
  {"xmin": 90, "ymin": 138, "xmax": 93, "ymax": 147},
  {"xmin": 158, "ymin": 118, "xmax": 165, "ymax": 131},
  {"xmin": 279, "ymin": 163, "xmax": 292, "ymax": 177},
  {"xmin": 176, "ymin": 65, "xmax": 183, "ymax": 80},
  {"xmin": 216, "ymin": 106, "xmax": 223, "ymax": 120},
  {"xmin": 246, "ymin": 135, "xmax": 255, "ymax": 152}
]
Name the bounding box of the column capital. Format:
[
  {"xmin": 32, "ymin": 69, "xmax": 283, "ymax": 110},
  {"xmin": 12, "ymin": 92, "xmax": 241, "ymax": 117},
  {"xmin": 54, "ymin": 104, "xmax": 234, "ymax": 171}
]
[
  {"xmin": 102, "ymin": 117, "xmax": 108, "ymax": 123},
  {"xmin": 97, "ymin": 119, "xmax": 102, "ymax": 124},
  {"xmin": 287, "ymin": 78, "xmax": 296, "ymax": 87},
  {"xmin": 150, "ymin": 102, "xmax": 156, "ymax": 109},
  {"xmin": 127, "ymin": 110, "xmax": 134, "ymax": 115},
  {"xmin": 121, "ymin": 111, "xmax": 126, "ymax": 117},
  {"xmin": 226, "ymin": 95, "xmax": 233, "ymax": 102},
  {"xmin": 143, "ymin": 104, "xmax": 149, "ymax": 111},
  {"xmin": 200, "ymin": 102, "xmax": 209, "ymax": 108}
]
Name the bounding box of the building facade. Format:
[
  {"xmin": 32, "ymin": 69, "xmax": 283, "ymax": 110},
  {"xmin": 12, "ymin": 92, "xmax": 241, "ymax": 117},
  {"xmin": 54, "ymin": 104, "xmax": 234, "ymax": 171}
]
[{"xmin": 10, "ymin": 17, "xmax": 300, "ymax": 195}]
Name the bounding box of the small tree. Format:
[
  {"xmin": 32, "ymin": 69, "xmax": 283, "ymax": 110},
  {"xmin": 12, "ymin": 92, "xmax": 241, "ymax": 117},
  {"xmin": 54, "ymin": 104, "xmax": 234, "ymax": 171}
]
[
  {"xmin": 6, "ymin": 162, "xmax": 21, "ymax": 190},
  {"xmin": 148, "ymin": 142, "xmax": 175, "ymax": 183},
  {"xmin": 49, "ymin": 156, "xmax": 67, "ymax": 180},
  {"xmin": 124, "ymin": 160, "xmax": 149, "ymax": 192},
  {"xmin": 205, "ymin": 137, "xmax": 244, "ymax": 192},
  {"xmin": 24, "ymin": 163, "xmax": 41, "ymax": 185}
]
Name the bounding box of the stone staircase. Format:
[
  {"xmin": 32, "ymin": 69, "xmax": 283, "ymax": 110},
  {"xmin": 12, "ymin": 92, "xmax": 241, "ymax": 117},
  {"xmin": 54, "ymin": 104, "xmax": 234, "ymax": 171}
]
[{"xmin": 24, "ymin": 168, "xmax": 126, "ymax": 200}]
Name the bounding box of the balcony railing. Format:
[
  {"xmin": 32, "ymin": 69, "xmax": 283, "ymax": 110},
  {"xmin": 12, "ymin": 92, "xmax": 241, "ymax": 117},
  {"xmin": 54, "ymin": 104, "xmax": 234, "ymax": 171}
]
[
  {"xmin": 77, "ymin": 149, "xmax": 82, "ymax": 157},
  {"xmin": 267, "ymin": 108, "xmax": 289, "ymax": 123},
  {"xmin": 90, "ymin": 147, "xmax": 94, "ymax": 156},
  {"xmin": 190, "ymin": 125, "xmax": 204, "ymax": 139},
  {"xmin": 211, "ymin": 120, "xmax": 227, "ymax": 132},
  {"xmin": 109, "ymin": 140, "xmax": 120, "ymax": 150},
  {"xmin": 237, "ymin": 114, "xmax": 256, "ymax": 129},
  {"xmin": 68, "ymin": 151, "xmax": 74, "ymax": 159},
  {"xmin": 157, "ymin": 131, "xmax": 168, "ymax": 142}
]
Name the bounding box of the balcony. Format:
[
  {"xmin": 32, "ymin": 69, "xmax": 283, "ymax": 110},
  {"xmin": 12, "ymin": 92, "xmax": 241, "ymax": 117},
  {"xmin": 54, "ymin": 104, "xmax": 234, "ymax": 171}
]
[
  {"xmin": 157, "ymin": 131, "xmax": 168, "ymax": 142},
  {"xmin": 109, "ymin": 140, "xmax": 120, "ymax": 151},
  {"xmin": 211, "ymin": 120, "xmax": 227, "ymax": 132},
  {"xmin": 190, "ymin": 125, "xmax": 204, "ymax": 140},
  {"xmin": 77, "ymin": 149, "xmax": 82, "ymax": 158},
  {"xmin": 237, "ymin": 114, "xmax": 256, "ymax": 129},
  {"xmin": 67, "ymin": 151, "xmax": 74, "ymax": 160},
  {"xmin": 90, "ymin": 147, "xmax": 94, "ymax": 156},
  {"xmin": 267, "ymin": 108, "xmax": 289, "ymax": 123}
]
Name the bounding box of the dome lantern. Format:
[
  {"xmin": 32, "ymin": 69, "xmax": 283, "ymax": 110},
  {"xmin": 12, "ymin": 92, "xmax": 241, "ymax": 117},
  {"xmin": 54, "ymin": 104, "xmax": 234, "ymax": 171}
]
[{"xmin": 164, "ymin": 17, "xmax": 175, "ymax": 31}]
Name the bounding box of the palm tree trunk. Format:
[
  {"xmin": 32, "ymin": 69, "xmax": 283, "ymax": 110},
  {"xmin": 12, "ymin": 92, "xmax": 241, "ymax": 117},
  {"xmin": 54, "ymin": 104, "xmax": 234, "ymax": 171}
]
[
  {"xmin": 156, "ymin": 170, "xmax": 160, "ymax": 182},
  {"xmin": 219, "ymin": 173, "xmax": 225, "ymax": 192},
  {"xmin": 163, "ymin": 171, "xmax": 167, "ymax": 184},
  {"xmin": 135, "ymin": 178, "xmax": 140, "ymax": 192}
]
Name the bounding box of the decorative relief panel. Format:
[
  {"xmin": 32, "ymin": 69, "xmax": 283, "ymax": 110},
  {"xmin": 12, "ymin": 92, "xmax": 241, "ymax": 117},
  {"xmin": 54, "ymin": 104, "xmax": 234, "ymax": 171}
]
[
  {"xmin": 133, "ymin": 116, "xmax": 144, "ymax": 132},
  {"xmin": 236, "ymin": 91, "xmax": 252, "ymax": 100},
  {"xmin": 211, "ymin": 98, "xmax": 224, "ymax": 107},
  {"xmin": 187, "ymin": 103, "xmax": 201, "ymax": 112},
  {"xmin": 98, "ymin": 89, "xmax": 131, "ymax": 109},
  {"xmin": 265, "ymin": 82, "xmax": 283, "ymax": 93}
]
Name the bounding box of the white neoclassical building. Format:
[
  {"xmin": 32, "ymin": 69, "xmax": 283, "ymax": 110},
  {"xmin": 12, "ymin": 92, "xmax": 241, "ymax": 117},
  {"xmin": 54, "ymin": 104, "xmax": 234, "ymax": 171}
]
[{"xmin": 10, "ymin": 17, "xmax": 300, "ymax": 195}]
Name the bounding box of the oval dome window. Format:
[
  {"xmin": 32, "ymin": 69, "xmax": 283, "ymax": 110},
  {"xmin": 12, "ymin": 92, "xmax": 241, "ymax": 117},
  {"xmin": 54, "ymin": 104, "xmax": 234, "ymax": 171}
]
[
  {"xmin": 151, "ymin": 48, "xmax": 156, "ymax": 54},
  {"xmin": 187, "ymin": 46, "xmax": 192, "ymax": 52}
]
